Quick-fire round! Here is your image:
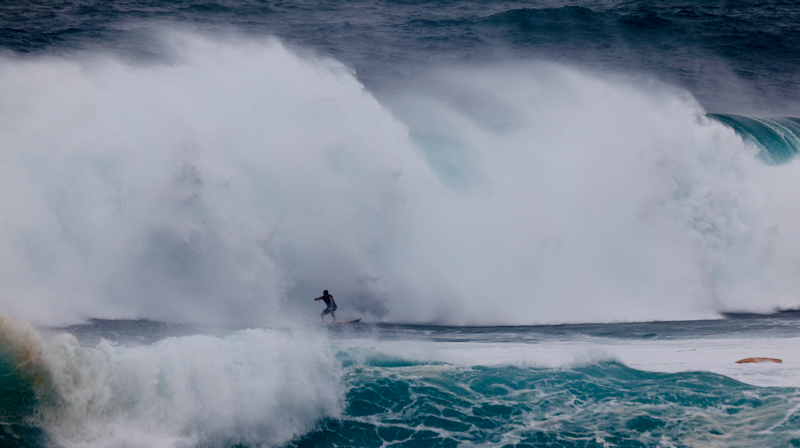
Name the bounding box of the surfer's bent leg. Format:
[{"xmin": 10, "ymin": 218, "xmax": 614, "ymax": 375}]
[{"xmin": 321, "ymin": 304, "xmax": 337, "ymax": 321}]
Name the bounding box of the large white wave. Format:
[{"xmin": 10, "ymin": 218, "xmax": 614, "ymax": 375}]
[
  {"xmin": 1, "ymin": 30, "xmax": 799, "ymax": 326},
  {"xmin": 0, "ymin": 32, "xmax": 423, "ymax": 326}
]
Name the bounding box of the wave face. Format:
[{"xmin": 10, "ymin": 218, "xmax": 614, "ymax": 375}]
[
  {"xmin": 0, "ymin": 317, "xmax": 49, "ymax": 447},
  {"xmin": 0, "ymin": 317, "xmax": 343, "ymax": 448},
  {"xmin": 2, "ymin": 32, "xmax": 800, "ymax": 326},
  {"xmin": 293, "ymin": 360, "xmax": 800, "ymax": 448},
  {"xmin": 710, "ymin": 114, "xmax": 800, "ymax": 164}
]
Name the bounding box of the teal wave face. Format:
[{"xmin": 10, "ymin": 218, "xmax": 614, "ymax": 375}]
[
  {"xmin": 710, "ymin": 114, "xmax": 800, "ymax": 164},
  {"xmin": 287, "ymin": 362, "xmax": 800, "ymax": 448},
  {"xmin": 0, "ymin": 354, "xmax": 47, "ymax": 448}
]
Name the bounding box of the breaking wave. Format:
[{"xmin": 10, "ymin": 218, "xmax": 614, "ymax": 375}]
[
  {"xmin": 0, "ymin": 315, "xmax": 343, "ymax": 448},
  {"xmin": 1, "ymin": 31, "xmax": 800, "ymax": 326}
]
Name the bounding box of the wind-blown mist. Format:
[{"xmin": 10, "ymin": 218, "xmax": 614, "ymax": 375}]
[
  {"xmin": 0, "ymin": 33, "xmax": 419, "ymax": 326},
  {"xmin": 1, "ymin": 31, "xmax": 799, "ymax": 327}
]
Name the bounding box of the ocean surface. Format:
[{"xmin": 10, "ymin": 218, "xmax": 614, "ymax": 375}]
[{"xmin": 2, "ymin": 0, "xmax": 800, "ymax": 447}]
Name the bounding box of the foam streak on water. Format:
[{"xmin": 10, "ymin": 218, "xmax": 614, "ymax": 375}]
[
  {"xmin": 301, "ymin": 363, "xmax": 800, "ymax": 448},
  {"xmin": 293, "ymin": 319, "xmax": 800, "ymax": 448}
]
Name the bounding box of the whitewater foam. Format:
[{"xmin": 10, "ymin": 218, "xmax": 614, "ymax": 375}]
[
  {"xmin": 21, "ymin": 326, "xmax": 343, "ymax": 448},
  {"xmin": 334, "ymin": 333, "xmax": 800, "ymax": 389},
  {"xmin": 382, "ymin": 64, "xmax": 800, "ymax": 324},
  {"xmin": 0, "ymin": 33, "xmax": 421, "ymax": 326},
  {"xmin": 0, "ymin": 315, "xmax": 50, "ymax": 390},
  {"xmin": 1, "ymin": 30, "xmax": 800, "ymax": 327}
]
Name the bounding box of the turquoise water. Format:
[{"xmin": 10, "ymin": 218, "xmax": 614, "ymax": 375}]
[
  {"xmin": 1, "ymin": 319, "xmax": 798, "ymax": 447},
  {"xmin": 710, "ymin": 115, "xmax": 800, "ymax": 164},
  {"xmin": 0, "ymin": 352, "xmax": 46, "ymax": 447},
  {"xmin": 294, "ymin": 362, "xmax": 799, "ymax": 448}
]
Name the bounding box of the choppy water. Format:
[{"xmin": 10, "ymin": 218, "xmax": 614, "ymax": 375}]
[{"xmin": 3, "ymin": 318, "xmax": 800, "ymax": 447}]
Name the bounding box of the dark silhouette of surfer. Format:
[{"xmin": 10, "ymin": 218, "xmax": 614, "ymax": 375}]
[{"xmin": 314, "ymin": 290, "xmax": 337, "ymax": 322}]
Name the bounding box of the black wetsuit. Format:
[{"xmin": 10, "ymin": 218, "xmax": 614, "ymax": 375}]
[{"xmin": 322, "ymin": 294, "xmax": 337, "ymax": 314}]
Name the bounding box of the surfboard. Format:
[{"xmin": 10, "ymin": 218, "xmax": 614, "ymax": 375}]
[
  {"xmin": 735, "ymin": 357, "xmax": 782, "ymax": 364},
  {"xmin": 328, "ymin": 319, "xmax": 361, "ymax": 325}
]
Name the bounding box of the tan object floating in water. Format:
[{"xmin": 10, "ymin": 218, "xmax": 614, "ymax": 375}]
[{"xmin": 735, "ymin": 357, "xmax": 782, "ymax": 364}]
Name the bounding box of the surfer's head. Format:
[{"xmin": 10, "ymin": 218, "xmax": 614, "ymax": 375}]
[{"xmin": 323, "ymin": 290, "xmax": 329, "ymax": 295}]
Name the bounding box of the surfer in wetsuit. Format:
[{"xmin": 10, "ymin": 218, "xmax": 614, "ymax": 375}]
[{"xmin": 314, "ymin": 290, "xmax": 337, "ymax": 322}]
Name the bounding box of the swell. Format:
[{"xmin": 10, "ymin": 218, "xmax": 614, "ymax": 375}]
[
  {"xmin": 6, "ymin": 1, "xmax": 800, "ymax": 66},
  {"xmin": 2, "ymin": 1, "xmax": 800, "ymax": 113},
  {"xmin": 480, "ymin": 2, "xmax": 800, "ymax": 62}
]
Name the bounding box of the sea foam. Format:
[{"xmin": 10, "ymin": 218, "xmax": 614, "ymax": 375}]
[
  {"xmin": 1, "ymin": 30, "xmax": 800, "ymax": 327},
  {"xmin": 28, "ymin": 326, "xmax": 343, "ymax": 448}
]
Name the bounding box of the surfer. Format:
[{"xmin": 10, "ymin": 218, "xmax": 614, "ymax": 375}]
[{"xmin": 314, "ymin": 290, "xmax": 337, "ymax": 322}]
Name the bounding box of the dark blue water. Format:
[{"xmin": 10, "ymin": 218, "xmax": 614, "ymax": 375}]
[{"xmin": 3, "ymin": 0, "xmax": 800, "ymax": 115}]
